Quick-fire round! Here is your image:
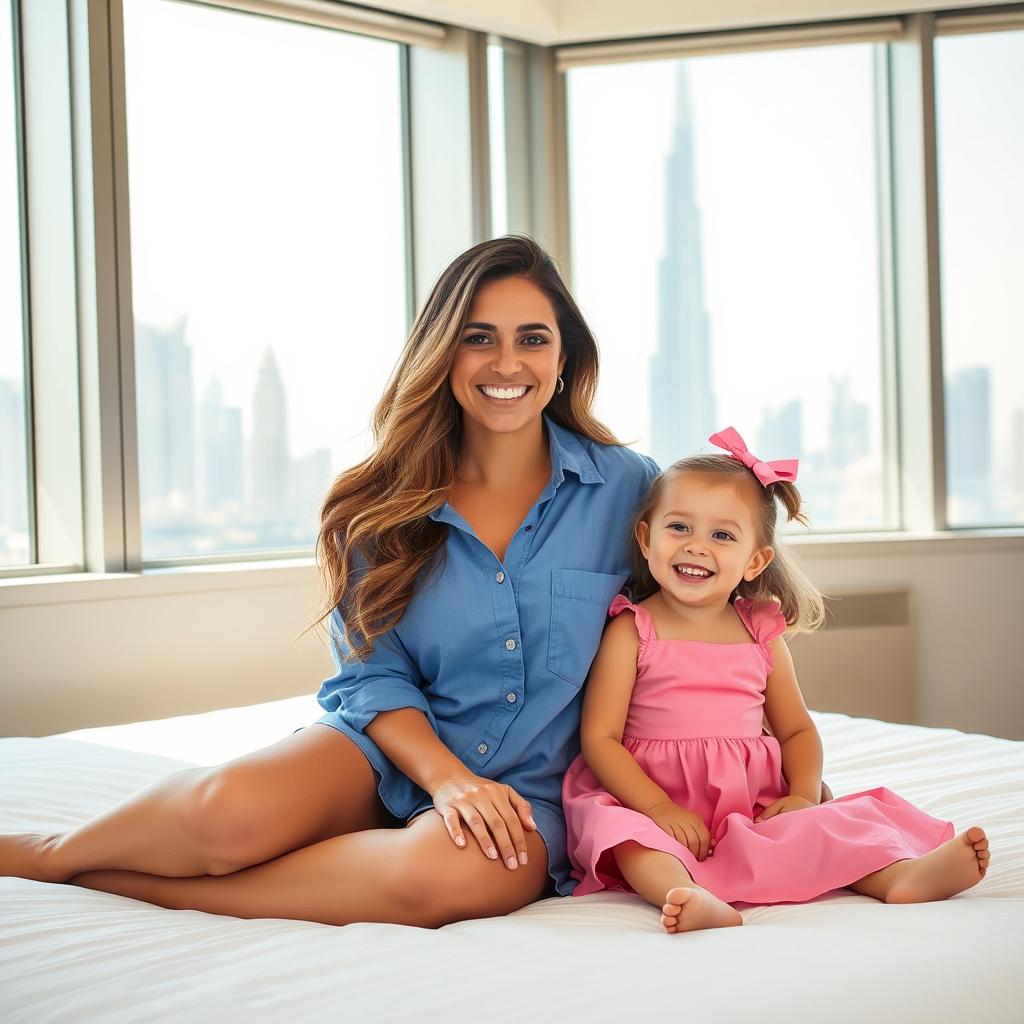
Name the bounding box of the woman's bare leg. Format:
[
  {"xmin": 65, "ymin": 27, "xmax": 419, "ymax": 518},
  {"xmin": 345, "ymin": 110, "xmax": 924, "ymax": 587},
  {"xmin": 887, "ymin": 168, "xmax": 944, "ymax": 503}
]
[
  {"xmin": 70, "ymin": 810, "xmax": 549, "ymax": 927},
  {"xmin": 0, "ymin": 724, "xmax": 389, "ymax": 882}
]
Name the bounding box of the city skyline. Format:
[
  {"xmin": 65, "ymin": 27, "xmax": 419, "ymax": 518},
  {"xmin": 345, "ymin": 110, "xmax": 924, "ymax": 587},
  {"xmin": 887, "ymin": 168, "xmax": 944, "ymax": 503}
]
[
  {"xmin": 133, "ymin": 320, "xmax": 334, "ymax": 559},
  {"xmin": 3, "ymin": 348, "xmax": 1019, "ymax": 567},
  {"xmin": 645, "ymin": 61, "xmax": 884, "ymax": 530}
]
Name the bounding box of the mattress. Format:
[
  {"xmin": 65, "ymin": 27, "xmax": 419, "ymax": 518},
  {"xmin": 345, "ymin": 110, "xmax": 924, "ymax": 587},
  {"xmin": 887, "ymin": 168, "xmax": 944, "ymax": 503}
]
[{"xmin": 2, "ymin": 696, "xmax": 1022, "ymax": 1023}]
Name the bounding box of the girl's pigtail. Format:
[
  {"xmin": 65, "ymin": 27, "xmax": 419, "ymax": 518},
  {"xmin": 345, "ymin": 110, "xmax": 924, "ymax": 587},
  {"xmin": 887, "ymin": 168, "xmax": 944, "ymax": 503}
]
[
  {"xmin": 741, "ymin": 479, "xmax": 826, "ymax": 635},
  {"xmin": 769, "ymin": 481, "xmax": 809, "ymax": 528}
]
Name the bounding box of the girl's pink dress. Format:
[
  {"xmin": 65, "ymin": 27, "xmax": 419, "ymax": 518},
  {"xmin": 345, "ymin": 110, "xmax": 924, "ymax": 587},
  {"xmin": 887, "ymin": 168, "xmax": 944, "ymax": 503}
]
[{"xmin": 563, "ymin": 594, "xmax": 954, "ymax": 903}]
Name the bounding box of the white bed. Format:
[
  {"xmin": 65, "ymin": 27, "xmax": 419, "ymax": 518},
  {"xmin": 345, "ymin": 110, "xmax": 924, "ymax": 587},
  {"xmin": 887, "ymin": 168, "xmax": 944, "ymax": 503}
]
[{"xmin": 2, "ymin": 696, "xmax": 1022, "ymax": 1023}]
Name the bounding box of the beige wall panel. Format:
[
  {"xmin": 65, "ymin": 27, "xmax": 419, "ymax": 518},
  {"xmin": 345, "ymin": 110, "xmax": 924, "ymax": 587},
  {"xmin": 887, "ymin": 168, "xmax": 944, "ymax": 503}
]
[
  {"xmin": 789, "ymin": 623, "xmax": 917, "ymax": 725},
  {"xmin": 1, "ymin": 575, "xmax": 331, "ymax": 736},
  {"xmin": 1, "ymin": 541, "xmax": 1021, "ymax": 739}
]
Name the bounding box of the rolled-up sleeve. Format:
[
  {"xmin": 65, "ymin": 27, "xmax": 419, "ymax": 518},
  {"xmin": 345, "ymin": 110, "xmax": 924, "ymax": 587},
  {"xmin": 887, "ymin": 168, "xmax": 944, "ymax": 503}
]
[{"xmin": 316, "ymin": 606, "xmax": 437, "ymax": 735}]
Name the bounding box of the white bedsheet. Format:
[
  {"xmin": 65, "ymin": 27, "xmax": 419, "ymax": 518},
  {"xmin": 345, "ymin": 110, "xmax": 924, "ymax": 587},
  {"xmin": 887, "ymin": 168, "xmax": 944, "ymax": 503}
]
[{"xmin": 2, "ymin": 697, "xmax": 1023, "ymax": 1023}]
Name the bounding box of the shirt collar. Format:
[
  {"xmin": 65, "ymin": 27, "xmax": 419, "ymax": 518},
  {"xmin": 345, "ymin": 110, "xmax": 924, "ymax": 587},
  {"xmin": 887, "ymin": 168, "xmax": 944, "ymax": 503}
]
[
  {"xmin": 427, "ymin": 415, "xmax": 604, "ymax": 523},
  {"xmin": 544, "ymin": 414, "xmax": 605, "ymax": 487}
]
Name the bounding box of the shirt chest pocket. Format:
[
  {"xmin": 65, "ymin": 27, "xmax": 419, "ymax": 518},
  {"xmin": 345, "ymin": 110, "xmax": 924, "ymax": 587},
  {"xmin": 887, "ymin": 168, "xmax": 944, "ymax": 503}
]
[{"xmin": 547, "ymin": 569, "xmax": 629, "ymax": 687}]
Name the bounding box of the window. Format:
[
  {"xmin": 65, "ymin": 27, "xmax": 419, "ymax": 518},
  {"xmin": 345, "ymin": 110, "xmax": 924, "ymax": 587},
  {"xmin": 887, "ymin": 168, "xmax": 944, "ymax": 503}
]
[
  {"xmin": 0, "ymin": 1, "xmax": 29, "ymax": 568},
  {"xmin": 935, "ymin": 29, "xmax": 1024, "ymax": 528},
  {"xmin": 566, "ymin": 44, "xmax": 894, "ymax": 532},
  {"xmin": 122, "ymin": 0, "xmax": 409, "ymax": 561},
  {"xmin": 487, "ymin": 39, "xmax": 508, "ymax": 238}
]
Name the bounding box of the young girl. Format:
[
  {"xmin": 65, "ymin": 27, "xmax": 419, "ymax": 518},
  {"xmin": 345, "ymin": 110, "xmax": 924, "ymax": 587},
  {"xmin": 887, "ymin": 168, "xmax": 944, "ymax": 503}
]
[{"xmin": 563, "ymin": 427, "xmax": 991, "ymax": 934}]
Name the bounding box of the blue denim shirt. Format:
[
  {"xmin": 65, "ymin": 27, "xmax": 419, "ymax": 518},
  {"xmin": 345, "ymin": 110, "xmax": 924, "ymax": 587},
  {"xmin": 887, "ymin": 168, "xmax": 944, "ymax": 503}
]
[{"xmin": 316, "ymin": 416, "xmax": 659, "ymax": 895}]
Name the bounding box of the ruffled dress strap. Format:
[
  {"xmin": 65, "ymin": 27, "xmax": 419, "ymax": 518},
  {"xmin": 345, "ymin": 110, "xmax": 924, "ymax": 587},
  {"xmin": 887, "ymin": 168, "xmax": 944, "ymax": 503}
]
[
  {"xmin": 609, "ymin": 593, "xmax": 656, "ymax": 652},
  {"xmin": 733, "ymin": 597, "xmax": 787, "ymax": 673}
]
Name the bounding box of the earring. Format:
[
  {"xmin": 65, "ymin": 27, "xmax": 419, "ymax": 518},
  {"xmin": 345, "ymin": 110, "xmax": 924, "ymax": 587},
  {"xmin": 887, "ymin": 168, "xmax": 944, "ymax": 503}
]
[{"xmin": 556, "ymin": 376, "xmax": 565, "ymax": 394}]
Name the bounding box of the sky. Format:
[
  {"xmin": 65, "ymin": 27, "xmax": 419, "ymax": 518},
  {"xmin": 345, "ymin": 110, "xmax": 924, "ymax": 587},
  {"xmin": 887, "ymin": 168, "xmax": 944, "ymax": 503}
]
[
  {"xmin": 1, "ymin": 4, "xmax": 1021, "ymax": 520},
  {"xmin": 567, "ymin": 44, "xmax": 883, "ymax": 459},
  {"xmin": 935, "ymin": 29, "xmax": 1024, "ymax": 432},
  {"xmin": 119, "ymin": 0, "xmax": 409, "ymax": 473}
]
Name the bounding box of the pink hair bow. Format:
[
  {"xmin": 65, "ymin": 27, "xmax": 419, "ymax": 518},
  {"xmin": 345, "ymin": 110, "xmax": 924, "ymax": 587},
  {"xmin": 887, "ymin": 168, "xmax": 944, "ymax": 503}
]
[{"xmin": 708, "ymin": 426, "xmax": 799, "ymax": 487}]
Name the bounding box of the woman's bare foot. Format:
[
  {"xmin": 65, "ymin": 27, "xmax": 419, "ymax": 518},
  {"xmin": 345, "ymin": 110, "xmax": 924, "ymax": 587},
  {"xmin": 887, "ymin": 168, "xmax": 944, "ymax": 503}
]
[
  {"xmin": 885, "ymin": 827, "xmax": 990, "ymax": 904},
  {"xmin": 0, "ymin": 832, "xmax": 67, "ymax": 883},
  {"xmin": 661, "ymin": 886, "xmax": 742, "ymax": 934}
]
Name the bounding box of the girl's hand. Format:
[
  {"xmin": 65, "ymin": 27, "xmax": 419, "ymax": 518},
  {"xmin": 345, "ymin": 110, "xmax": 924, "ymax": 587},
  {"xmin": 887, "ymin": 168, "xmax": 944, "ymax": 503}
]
[
  {"xmin": 755, "ymin": 795, "xmax": 816, "ymax": 822},
  {"xmin": 431, "ymin": 774, "xmax": 536, "ymax": 869},
  {"xmin": 646, "ymin": 801, "xmax": 713, "ymax": 861}
]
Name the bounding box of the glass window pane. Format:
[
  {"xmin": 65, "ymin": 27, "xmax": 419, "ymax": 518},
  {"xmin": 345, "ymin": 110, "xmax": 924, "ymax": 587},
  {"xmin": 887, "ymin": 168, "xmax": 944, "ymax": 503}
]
[
  {"xmin": 936, "ymin": 30, "xmax": 1024, "ymax": 528},
  {"xmin": 123, "ymin": 0, "xmax": 408, "ymax": 561},
  {"xmin": 0, "ymin": 2, "xmax": 30, "ymax": 568},
  {"xmin": 567, "ymin": 45, "xmax": 892, "ymax": 532}
]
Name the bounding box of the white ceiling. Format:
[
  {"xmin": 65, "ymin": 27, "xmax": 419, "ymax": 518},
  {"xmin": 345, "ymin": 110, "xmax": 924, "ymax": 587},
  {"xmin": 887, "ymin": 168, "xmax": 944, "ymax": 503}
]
[{"xmin": 367, "ymin": 0, "xmax": 999, "ymax": 44}]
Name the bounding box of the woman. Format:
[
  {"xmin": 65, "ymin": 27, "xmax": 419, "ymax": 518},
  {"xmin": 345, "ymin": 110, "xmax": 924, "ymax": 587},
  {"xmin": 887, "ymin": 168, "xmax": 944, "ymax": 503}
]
[{"xmin": 0, "ymin": 235, "xmax": 658, "ymax": 926}]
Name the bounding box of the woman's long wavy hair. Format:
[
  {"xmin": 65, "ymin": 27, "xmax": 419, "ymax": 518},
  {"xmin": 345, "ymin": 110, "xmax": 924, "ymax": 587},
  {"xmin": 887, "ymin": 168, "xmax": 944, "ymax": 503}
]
[
  {"xmin": 314, "ymin": 235, "xmax": 619, "ymax": 659},
  {"xmin": 628, "ymin": 456, "xmax": 827, "ymax": 635}
]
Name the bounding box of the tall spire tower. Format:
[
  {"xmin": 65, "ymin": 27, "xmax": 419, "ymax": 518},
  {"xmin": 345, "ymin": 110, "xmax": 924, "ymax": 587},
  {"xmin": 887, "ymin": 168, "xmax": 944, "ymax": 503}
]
[
  {"xmin": 649, "ymin": 63, "xmax": 715, "ymax": 466},
  {"xmin": 251, "ymin": 347, "xmax": 290, "ymax": 520}
]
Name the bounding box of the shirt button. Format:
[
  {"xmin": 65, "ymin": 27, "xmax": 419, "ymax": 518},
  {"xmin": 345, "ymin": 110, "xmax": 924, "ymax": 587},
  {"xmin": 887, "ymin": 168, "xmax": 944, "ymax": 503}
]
[
  {"xmin": 525, "ymin": 525, "xmax": 533, "ymax": 532},
  {"xmin": 505, "ymin": 638, "xmax": 516, "ymax": 651},
  {"xmin": 477, "ymin": 742, "xmax": 488, "ymax": 755},
  {"xmin": 506, "ymin": 692, "xmax": 517, "ymax": 703},
  {"xmin": 495, "ymin": 571, "xmax": 505, "ymax": 584}
]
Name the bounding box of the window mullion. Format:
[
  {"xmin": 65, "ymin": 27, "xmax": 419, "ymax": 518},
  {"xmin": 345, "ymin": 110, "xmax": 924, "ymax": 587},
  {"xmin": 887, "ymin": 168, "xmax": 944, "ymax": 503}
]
[
  {"xmin": 19, "ymin": 0, "xmax": 84, "ymax": 570},
  {"xmin": 11, "ymin": 0, "xmax": 37, "ymax": 565},
  {"xmin": 873, "ymin": 42, "xmax": 901, "ymax": 530},
  {"xmin": 68, "ymin": 0, "xmax": 130, "ymax": 573},
  {"xmin": 107, "ymin": 0, "xmax": 142, "ymax": 571},
  {"xmin": 408, "ymin": 27, "xmax": 478, "ymax": 311},
  {"xmin": 888, "ymin": 12, "xmax": 947, "ymax": 532}
]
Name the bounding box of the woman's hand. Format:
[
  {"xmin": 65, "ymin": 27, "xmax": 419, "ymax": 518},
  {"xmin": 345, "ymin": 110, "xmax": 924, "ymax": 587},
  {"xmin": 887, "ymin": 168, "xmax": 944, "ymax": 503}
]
[
  {"xmin": 646, "ymin": 800, "xmax": 713, "ymax": 861},
  {"xmin": 755, "ymin": 795, "xmax": 816, "ymax": 822},
  {"xmin": 431, "ymin": 774, "xmax": 537, "ymax": 869}
]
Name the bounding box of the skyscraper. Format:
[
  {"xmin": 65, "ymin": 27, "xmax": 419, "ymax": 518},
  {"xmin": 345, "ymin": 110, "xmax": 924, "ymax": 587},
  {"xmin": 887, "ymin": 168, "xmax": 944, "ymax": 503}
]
[
  {"xmin": 1012, "ymin": 408, "xmax": 1024, "ymax": 500},
  {"xmin": 826, "ymin": 377, "xmax": 869, "ymax": 472},
  {"xmin": 134, "ymin": 318, "xmax": 195, "ymax": 511},
  {"xmin": 946, "ymin": 366, "xmax": 993, "ymax": 521},
  {"xmin": 250, "ymin": 347, "xmax": 290, "ymax": 521},
  {"xmin": 757, "ymin": 400, "xmax": 803, "ymax": 465},
  {"xmin": 0, "ymin": 377, "xmax": 29, "ymax": 547},
  {"xmin": 649, "ymin": 62, "xmax": 715, "ymax": 466},
  {"xmin": 291, "ymin": 447, "xmax": 332, "ymax": 530},
  {"xmin": 198, "ymin": 374, "xmax": 243, "ymax": 511}
]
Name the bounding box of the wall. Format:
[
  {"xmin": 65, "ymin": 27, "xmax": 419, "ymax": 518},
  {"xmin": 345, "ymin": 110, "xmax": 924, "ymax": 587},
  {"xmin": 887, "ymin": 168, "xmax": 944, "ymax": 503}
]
[{"xmin": 1, "ymin": 535, "xmax": 1021, "ymax": 739}]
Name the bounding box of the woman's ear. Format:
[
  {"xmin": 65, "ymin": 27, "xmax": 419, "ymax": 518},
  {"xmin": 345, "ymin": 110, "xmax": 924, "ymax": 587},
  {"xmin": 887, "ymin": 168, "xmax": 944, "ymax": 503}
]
[
  {"xmin": 635, "ymin": 520, "xmax": 651, "ymax": 558},
  {"xmin": 744, "ymin": 546, "xmax": 774, "ymax": 582}
]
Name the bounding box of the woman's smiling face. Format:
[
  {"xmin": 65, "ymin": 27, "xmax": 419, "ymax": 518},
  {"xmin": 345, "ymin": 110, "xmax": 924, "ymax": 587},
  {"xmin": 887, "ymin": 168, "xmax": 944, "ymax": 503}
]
[
  {"xmin": 449, "ymin": 275, "xmax": 566, "ymax": 435},
  {"xmin": 637, "ymin": 469, "xmax": 774, "ymax": 609}
]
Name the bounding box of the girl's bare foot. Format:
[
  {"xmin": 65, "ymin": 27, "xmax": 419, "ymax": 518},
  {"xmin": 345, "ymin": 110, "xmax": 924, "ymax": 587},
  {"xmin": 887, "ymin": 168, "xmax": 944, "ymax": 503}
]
[
  {"xmin": 661, "ymin": 886, "xmax": 742, "ymax": 934},
  {"xmin": 0, "ymin": 832, "xmax": 67, "ymax": 883},
  {"xmin": 885, "ymin": 827, "xmax": 990, "ymax": 904}
]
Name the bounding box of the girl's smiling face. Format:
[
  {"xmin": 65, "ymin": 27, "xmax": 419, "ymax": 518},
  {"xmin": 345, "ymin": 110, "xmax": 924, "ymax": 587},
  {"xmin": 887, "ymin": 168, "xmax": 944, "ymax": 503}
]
[
  {"xmin": 448, "ymin": 275, "xmax": 566, "ymax": 436},
  {"xmin": 637, "ymin": 470, "xmax": 774, "ymax": 609}
]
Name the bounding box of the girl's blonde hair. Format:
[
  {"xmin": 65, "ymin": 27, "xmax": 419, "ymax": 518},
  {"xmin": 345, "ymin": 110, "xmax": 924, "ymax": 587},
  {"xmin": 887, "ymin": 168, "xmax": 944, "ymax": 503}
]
[
  {"xmin": 313, "ymin": 234, "xmax": 619, "ymax": 659},
  {"xmin": 628, "ymin": 455, "xmax": 826, "ymax": 634}
]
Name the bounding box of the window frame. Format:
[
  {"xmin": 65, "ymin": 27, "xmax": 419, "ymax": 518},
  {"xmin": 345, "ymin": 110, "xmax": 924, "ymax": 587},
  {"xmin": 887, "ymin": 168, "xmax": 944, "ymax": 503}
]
[
  {"xmin": 1, "ymin": 0, "xmax": 84, "ymax": 579},
  {"xmin": 551, "ymin": 8, "xmax": 1024, "ymax": 537},
  {"xmin": 2, "ymin": 3, "xmax": 1023, "ymax": 591},
  {"xmin": 559, "ymin": 27, "xmax": 906, "ymax": 533}
]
